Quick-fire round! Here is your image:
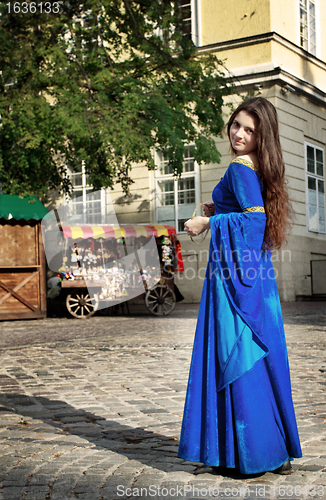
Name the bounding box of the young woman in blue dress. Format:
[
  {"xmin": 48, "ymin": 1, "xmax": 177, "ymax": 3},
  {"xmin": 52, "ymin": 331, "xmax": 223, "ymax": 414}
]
[{"xmin": 181, "ymin": 97, "xmax": 302, "ymax": 475}]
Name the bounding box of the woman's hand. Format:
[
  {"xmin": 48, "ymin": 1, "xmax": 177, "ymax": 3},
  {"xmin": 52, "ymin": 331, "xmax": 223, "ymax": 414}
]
[
  {"xmin": 184, "ymin": 216, "xmax": 210, "ymax": 237},
  {"xmin": 202, "ymin": 201, "xmax": 215, "ymax": 217}
]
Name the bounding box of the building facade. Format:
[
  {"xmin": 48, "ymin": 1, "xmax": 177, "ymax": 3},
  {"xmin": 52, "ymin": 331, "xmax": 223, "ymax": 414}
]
[{"xmin": 66, "ymin": 0, "xmax": 326, "ymax": 302}]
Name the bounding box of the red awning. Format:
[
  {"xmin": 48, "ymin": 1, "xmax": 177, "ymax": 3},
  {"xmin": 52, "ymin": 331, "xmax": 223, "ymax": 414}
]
[{"xmin": 62, "ymin": 224, "xmax": 177, "ymax": 240}]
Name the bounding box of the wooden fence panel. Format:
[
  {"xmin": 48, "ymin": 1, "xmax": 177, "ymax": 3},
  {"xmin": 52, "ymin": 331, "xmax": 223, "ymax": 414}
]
[{"xmin": 0, "ymin": 220, "xmax": 46, "ymax": 320}]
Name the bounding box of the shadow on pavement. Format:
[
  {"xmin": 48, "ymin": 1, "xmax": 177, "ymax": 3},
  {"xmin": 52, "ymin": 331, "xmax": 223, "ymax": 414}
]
[
  {"xmin": 0, "ymin": 393, "xmax": 261, "ymax": 480},
  {"xmin": 0, "ymin": 393, "xmax": 184, "ymax": 473}
]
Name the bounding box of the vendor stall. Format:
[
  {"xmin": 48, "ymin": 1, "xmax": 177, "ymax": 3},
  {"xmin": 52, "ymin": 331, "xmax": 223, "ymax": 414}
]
[{"xmin": 56, "ymin": 224, "xmax": 184, "ymax": 318}]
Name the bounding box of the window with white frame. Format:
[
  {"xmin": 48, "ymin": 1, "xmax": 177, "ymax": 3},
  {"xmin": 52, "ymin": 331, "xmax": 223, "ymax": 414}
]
[
  {"xmin": 178, "ymin": 0, "xmax": 199, "ymax": 46},
  {"xmin": 180, "ymin": 0, "xmax": 191, "ymax": 36},
  {"xmin": 151, "ymin": 2, "xmax": 199, "ymax": 47},
  {"xmin": 305, "ymin": 143, "xmax": 325, "ymax": 233},
  {"xmin": 154, "ymin": 147, "xmax": 200, "ymax": 233},
  {"xmin": 67, "ymin": 163, "xmax": 106, "ymax": 224},
  {"xmin": 300, "ymin": 0, "xmax": 317, "ymax": 55}
]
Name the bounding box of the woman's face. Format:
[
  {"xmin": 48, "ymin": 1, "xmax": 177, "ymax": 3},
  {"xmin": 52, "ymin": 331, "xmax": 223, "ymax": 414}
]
[{"xmin": 229, "ymin": 110, "xmax": 258, "ymax": 156}]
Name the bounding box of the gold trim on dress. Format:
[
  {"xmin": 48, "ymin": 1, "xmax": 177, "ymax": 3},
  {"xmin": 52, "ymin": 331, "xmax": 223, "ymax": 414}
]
[
  {"xmin": 243, "ymin": 206, "xmax": 265, "ymax": 213},
  {"xmin": 231, "ymin": 157, "xmax": 259, "ymax": 172}
]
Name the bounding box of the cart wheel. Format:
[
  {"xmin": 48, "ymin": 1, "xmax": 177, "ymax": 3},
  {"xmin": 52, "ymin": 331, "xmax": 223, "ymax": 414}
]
[
  {"xmin": 145, "ymin": 284, "xmax": 176, "ymax": 316},
  {"xmin": 66, "ymin": 292, "xmax": 99, "ymax": 319}
]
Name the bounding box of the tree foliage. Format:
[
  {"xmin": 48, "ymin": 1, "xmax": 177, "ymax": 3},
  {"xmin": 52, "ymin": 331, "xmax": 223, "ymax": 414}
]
[{"xmin": 0, "ymin": 0, "xmax": 229, "ymax": 198}]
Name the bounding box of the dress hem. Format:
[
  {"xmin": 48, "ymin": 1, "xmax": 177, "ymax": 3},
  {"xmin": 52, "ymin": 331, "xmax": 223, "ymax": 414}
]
[{"xmin": 177, "ymin": 453, "xmax": 299, "ymax": 476}]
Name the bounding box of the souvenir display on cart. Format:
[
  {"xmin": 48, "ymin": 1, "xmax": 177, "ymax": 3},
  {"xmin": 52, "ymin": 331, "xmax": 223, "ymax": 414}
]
[
  {"xmin": 161, "ymin": 235, "xmax": 179, "ymax": 270},
  {"xmin": 57, "ymin": 224, "xmax": 184, "ymax": 318}
]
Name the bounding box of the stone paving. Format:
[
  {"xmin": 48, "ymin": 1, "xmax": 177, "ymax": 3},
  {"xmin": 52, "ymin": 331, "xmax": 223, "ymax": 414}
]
[{"xmin": 0, "ymin": 302, "xmax": 325, "ymax": 500}]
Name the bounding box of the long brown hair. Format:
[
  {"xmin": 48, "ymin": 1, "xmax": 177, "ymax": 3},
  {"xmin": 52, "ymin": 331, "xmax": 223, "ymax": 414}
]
[{"xmin": 227, "ymin": 97, "xmax": 292, "ymax": 250}]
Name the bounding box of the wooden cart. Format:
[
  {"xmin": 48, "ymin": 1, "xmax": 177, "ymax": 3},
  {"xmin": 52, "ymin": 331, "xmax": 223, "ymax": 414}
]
[
  {"xmin": 58, "ymin": 224, "xmax": 184, "ymax": 319},
  {"xmin": 0, "ymin": 195, "xmax": 48, "ymax": 320}
]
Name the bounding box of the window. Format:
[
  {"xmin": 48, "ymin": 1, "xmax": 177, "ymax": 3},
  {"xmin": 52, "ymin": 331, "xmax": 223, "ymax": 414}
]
[
  {"xmin": 154, "ymin": 147, "xmax": 200, "ymax": 233},
  {"xmin": 180, "ymin": 0, "xmax": 191, "ymax": 36},
  {"xmin": 177, "ymin": 0, "xmax": 199, "ymax": 46},
  {"xmin": 67, "ymin": 163, "xmax": 106, "ymax": 224},
  {"xmin": 305, "ymin": 143, "xmax": 325, "ymax": 233},
  {"xmin": 300, "ymin": 0, "xmax": 316, "ymax": 55}
]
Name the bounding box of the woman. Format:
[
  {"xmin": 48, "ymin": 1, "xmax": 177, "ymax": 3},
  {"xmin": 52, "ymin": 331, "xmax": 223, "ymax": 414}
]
[{"xmin": 179, "ymin": 97, "xmax": 302, "ymax": 475}]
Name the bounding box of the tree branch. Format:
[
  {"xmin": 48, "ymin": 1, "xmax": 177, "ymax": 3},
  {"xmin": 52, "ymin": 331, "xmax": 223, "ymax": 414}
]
[
  {"xmin": 96, "ymin": 16, "xmax": 116, "ymax": 75},
  {"xmin": 123, "ymin": 0, "xmax": 138, "ymax": 37}
]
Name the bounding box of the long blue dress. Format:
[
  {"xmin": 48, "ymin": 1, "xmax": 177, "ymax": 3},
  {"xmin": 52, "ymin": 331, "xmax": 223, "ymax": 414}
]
[{"xmin": 178, "ymin": 158, "xmax": 302, "ymax": 474}]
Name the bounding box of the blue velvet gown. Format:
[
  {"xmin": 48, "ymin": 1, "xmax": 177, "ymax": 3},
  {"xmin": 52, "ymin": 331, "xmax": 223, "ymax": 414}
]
[{"xmin": 178, "ymin": 158, "xmax": 302, "ymax": 474}]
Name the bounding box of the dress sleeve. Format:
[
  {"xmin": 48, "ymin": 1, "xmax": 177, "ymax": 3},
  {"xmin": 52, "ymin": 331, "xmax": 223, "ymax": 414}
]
[
  {"xmin": 209, "ymin": 161, "xmax": 269, "ymax": 389},
  {"xmin": 210, "ymin": 161, "xmax": 267, "ymax": 297},
  {"xmin": 226, "ymin": 161, "xmax": 265, "ymax": 211}
]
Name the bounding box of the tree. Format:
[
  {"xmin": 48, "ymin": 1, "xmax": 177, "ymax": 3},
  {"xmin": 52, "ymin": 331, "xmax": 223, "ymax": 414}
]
[{"xmin": 0, "ymin": 0, "xmax": 229, "ymax": 199}]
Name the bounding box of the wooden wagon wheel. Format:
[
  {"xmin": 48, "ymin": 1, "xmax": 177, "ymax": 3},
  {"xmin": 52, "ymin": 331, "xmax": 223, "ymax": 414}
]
[
  {"xmin": 145, "ymin": 284, "xmax": 176, "ymax": 316},
  {"xmin": 66, "ymin": 292, "xmax": 99, "ymax": 319}
]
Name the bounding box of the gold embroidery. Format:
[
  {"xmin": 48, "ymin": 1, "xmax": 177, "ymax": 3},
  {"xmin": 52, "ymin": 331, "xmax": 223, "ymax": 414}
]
[
  {"xmin": 231, "ymin": 157, "xmax": 258, "ymax": 172},
  {"xmin": 243, "ymin": 206, "xmax": 265, "ymax": 213}
]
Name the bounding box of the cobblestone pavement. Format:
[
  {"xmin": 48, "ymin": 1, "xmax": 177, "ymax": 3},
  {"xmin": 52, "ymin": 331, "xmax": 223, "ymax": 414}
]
[{"xmin": 0, "ymin": 302, "xmax": 325, "ymax": 500}]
